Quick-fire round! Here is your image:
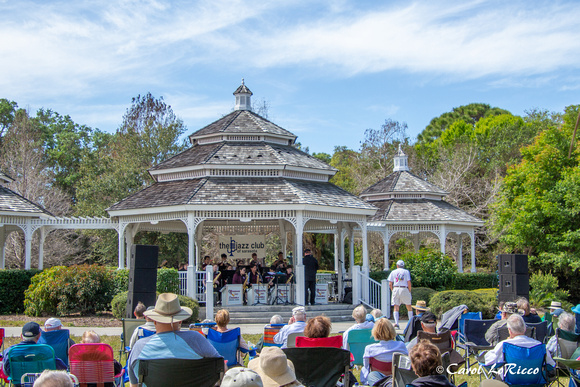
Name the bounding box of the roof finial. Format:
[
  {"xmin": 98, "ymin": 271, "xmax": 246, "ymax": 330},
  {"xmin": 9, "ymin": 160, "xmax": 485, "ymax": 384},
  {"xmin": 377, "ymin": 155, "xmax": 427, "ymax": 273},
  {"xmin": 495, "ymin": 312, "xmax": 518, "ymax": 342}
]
[
  {"xmin": 241, "ymin": 78, "xmax": 245, "ymax": 86},
  {"xmin": 233, "ymin": 80, "xmax": 253, "ymax": 111},
  {"xmin": 393, "ymin": 144, "xmax": 409, "ymax": 172}
]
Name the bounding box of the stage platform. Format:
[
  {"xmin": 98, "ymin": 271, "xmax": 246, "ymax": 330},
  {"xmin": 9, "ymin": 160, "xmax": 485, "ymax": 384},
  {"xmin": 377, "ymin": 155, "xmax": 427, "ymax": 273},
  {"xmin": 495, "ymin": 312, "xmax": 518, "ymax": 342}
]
[{"xmin": 200, "ymin": 303, "xmax": 357, "ymax": 324}]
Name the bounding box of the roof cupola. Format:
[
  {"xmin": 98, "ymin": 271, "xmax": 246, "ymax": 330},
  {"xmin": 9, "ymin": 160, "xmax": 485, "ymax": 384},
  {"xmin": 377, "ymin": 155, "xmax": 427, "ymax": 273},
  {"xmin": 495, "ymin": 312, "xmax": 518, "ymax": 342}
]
[
  {"xmin": 234, "ymin": 79, "xmax": 252, "ymax": 111},
  {"xmin": 393, "ymin": 144, "xmax": 409, "ymax": 172}
]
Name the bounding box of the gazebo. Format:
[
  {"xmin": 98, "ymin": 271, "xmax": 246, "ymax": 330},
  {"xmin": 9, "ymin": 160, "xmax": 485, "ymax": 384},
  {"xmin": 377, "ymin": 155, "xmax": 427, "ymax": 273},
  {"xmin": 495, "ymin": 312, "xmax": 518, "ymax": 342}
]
[
  {"xmin": 106, "ymin": 81, "xmax": 377, "ymax": 306},
  {"xmin": 360, "ymin": 146, "xmax": 484, "ymax": 272}
]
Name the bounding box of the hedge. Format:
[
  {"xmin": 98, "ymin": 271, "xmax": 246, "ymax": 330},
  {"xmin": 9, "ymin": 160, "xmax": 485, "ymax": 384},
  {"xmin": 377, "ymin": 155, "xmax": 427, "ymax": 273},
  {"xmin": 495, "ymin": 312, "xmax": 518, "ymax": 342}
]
[
  {"xmin": 450, "ymin": 273, "xmax": 497, "ymax": 290},
  {"xmin": 429, "ymin": 288, "xmax": 498, "ymax": 319},
  {"xmin": 112, "ymin": 291, "xmax": 199, "ymax": 324},
  {"xmin": 112, "ymin": 268, "xmax": 178, "ymax": 294},
  {"xmin": 0, "ymin": 269, "xmax": 41, "ymax": 314}
]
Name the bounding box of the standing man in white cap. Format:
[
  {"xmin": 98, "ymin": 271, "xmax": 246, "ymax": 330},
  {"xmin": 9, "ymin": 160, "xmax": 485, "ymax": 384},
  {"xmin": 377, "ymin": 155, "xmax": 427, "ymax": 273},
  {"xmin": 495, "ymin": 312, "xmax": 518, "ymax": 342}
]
[
  {"xmin": 127, "ymin": 293, "xmax": 222, "ymax": 387},
  {"xmin": 273, "ymin": 306, "xmax": 307, "ymax": 348},
  {"xmin": 387, "ymin": 260, "xmax": 412, "ymax": 328}
]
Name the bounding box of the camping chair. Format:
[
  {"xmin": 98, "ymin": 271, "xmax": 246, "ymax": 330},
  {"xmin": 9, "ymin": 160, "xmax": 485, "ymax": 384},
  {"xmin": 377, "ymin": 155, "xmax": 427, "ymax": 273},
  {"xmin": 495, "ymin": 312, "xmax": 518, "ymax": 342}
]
[
  {"xmin": 286, "ymin": 332, "xmax": 305, "ymax": 348},
  {"xmin": 206, "ymin": 327, "xmax": 253, "ymax": 367},
  {"xmin": 369, "ymin": 357, "xmax": 392, "ymax": 375},
  {"xmin": 527, "ymin": 321, "xmax": 549, "ymax": 344},
  {"xmin": 188, "ymin": 322, "xmax": 217, "ymax": 337},
  {"xmin": 69, "ymin": 343, "xmax": 124, "ymax": 387},
  {"xmin": 38, "ymin": 329, "xmax": 71, "ymax": 367},
  {"xmin": 554, "ymin": 347, "xmax": 580, "ymax": 387},
  {"xmin": 6, "ymin": 344, "xmax": 57, "ymax": 386},
  {"xmin": 403, "ymin": 315, "xmax": 423, "ymax": 342},
  {"xmin": 119, "ymin": 318, "xmax": 143, "ymax": 361},
  {"xmin": 346, "ymin": 328, "xmax": 378, "ymax": 366},
  {"xmin": 283, "ymin": 347, "xmax": 351, "ymax": 387},
  {"xmin": 295, "ymin": 335, "xmax": 342, "ymax": 348},
  {"xmin": 458, "ymin": 319, "xmax": 497, "ymax": 369},
  {"xmin": 458, "ymin": 312, "xmax": 483, "ymax": 335},
  {"xmin": 392, "ymin": 352, "xmax": 418, "ymax": 387},
  {"xmin": 262, "ymin": 324, "xmax": 285, "ymax": 348},
  {"xmin": 500, "ymin": 342, "xmax": 550, "ymax": 386},
  {"xmin": 416, "ymin": 330, "xmax": 465, "ymax": 373},
  {"xmin": 20, "ymin": 373, "xmax": 78, "ymax": 387},
  {"xmin": 553, "ymin": 329, "xmax": 580, "ymax": 385},
  {"xmin": 498, "ymin": 325, "xmax": 535, "ymax": 342},
  {"xmin": 137, "ymin": 357, "xmax": 224, "ymax": 387}
]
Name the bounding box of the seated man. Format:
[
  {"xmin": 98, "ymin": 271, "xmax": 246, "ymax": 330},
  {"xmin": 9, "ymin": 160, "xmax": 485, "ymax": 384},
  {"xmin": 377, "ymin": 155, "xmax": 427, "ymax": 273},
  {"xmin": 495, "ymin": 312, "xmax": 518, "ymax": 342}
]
[
  {"xmin": 127, "ymin": 293, "xmax": 222, "ymax": 387},
  {"xmin": 483, "ymin": 314, "xmax": 555, "ymax": 368},
  {"xmin": 409, "ymin": 340, "xmax": 454, "ymax": 387},
  {"xmin": 485, "ymin": 302, "xmax": 521, "ymax": 346},
  {"xmin": 517, "ymin": 297, "xmax": 542, "ymax": 324},
  {"xmin": 342, "ymin": 305, "xmax": 374, "ymax": 349},
  {"xmin": 403, "ymin": 300, "xmax": 430, "ymax": 342},
  {"xmin": 407, "ymin": 312, "xmax": 437, "ymax": 350},
  {"xmin": 2, "ymin": 322, "xmax": 67, "ymax": 379},
  {"xmin": 547, "ymin": 312, "xmax": 576, "ymax": 357},
  {"xmin": 274, "ymin": 306, "xmax": 307, "ymax": 349},
  {"xmin": 43, "ymin": 317, "xmax": 75, "ymax": 349},
  {"xmin": 129, "ymin": 306, "xmax": 157, "ymax": 349}
]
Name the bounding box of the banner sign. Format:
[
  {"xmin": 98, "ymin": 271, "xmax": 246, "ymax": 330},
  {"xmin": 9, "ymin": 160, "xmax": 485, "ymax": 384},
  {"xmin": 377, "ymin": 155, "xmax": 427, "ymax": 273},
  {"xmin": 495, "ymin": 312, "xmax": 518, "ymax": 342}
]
[
  {"xmin": 250, "ymin": 284, "xmax": 268, "ymax": 304},
  {"xmin": 218, "ymin": 235, "xmax": 266, "ymax": 261},
  {"xmin": 315, "ymin": 283, "xmax": 329, "ymax": 305},
  {"xmin": 223, "ymin": 284, "xmax": 243, "ymax": 306}
]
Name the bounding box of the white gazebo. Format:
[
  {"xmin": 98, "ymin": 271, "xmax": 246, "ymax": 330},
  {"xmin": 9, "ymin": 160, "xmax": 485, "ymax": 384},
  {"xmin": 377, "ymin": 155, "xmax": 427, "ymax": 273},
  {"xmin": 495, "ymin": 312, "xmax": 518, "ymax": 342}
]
[
  {"xmin": 106, "ymin": 81, "xmax": 378, "ymax": 306},
  {"xmin": 360, "ymin": 146, "xmax": 484, "ymax": 272}
]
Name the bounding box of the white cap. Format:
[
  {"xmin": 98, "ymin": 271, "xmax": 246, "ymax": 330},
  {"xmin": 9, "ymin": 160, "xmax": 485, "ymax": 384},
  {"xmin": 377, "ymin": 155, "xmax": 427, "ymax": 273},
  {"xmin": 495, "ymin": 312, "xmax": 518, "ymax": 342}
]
[
  {"xmin": 292, "ymin": 306, "xmax": 305, "ymax": 316},
  {"xmin": 397, "ymin": 260, "xmax": 405, "ymax": 267},
  {"xmin": 221, "ymin": 368, "xmax": 263, "ymax": 387},
  {"xmin": 44, "ymin": 317, "xmax": 62, "ymax": 329}
]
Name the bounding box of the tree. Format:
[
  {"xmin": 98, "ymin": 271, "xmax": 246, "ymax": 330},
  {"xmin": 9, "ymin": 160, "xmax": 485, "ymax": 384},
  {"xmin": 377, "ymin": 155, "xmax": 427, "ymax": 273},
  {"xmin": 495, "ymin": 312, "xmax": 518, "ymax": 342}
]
[
  {"xmin": 0, "ymin": 98, "xmax": 18, "ymax": 143},
  {"xmin": 491, "ymin": 104, "xmax": 580, "ymax": 301}
]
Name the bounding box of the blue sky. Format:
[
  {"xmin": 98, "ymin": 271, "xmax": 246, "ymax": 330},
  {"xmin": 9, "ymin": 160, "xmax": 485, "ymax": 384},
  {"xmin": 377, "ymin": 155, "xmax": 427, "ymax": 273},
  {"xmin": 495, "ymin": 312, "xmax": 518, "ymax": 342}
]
[{"xmin": 1, "ymin": 0, "xmax": 579, "ymax": 154}]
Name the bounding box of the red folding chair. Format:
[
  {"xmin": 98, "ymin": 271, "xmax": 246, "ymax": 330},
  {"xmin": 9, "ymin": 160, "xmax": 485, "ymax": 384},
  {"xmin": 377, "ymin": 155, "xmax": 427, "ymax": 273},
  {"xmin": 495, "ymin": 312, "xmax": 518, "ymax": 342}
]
[
  {"xmin": 69, "ymin": 343, "xmax": 124, "ymax": 387},
  {"xmin": 295, "ymin": 336, "xmax": 342, "ymax": 348},
  {"xmin": 370, "ymin": 357, "xmax": 393, "ymax": 376}
]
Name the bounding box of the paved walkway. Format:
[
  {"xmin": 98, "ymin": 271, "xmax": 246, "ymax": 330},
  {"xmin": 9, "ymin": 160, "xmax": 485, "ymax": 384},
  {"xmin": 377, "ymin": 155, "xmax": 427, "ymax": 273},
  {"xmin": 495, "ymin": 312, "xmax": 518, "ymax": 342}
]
[{"xmin": 2, "ymin": 320, "xmax": 409, "ymax": 337}]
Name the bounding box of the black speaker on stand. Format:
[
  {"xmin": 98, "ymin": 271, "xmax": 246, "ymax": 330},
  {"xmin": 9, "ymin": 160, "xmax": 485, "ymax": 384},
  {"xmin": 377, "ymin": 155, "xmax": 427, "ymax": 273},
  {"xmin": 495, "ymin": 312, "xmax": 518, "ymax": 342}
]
[
  {"xmin": 497, "ymin": 254, "xmax": 529, "ymax": 303},
  {"xmin": 126, "ymin": 245, "xmax": 159, "ymax": 319}
]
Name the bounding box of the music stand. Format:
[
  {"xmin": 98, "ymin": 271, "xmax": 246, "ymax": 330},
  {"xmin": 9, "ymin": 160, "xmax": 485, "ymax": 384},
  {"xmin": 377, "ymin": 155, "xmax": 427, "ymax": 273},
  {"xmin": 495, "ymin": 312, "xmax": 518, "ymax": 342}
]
[
  {"xmin": 273, "ymin": 273, "xmax": 292, "ymax": 305},
  {"xmin": 251, "ymin": 282, "xmax": 268, "ymax": 306}
]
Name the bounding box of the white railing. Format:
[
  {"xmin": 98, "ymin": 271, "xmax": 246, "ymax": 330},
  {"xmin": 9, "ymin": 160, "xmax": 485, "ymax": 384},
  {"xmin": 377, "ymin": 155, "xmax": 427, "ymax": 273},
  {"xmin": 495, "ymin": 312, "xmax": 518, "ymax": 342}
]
[
  {"xmin": 352, "ymin": 266, "xmax": 391, "ymax": 318},
  {"xmin": 178, "ymin": 270, "xmax": 208, "ymax": 304},
  {"xmin": 178, "ymin": 271, "xmax": 187, "ymax": 296}
]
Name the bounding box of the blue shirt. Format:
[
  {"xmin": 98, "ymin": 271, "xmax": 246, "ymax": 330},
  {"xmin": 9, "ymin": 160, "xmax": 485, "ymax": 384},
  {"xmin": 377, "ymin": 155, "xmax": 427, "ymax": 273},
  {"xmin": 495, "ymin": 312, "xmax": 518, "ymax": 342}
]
[
  {"xmin": 274, "ymin": 321, "xmax": 306, "ymax": 348},
  {"xmin": 361, "ymin": 340, "xmax": 408, "ymax": 384}
]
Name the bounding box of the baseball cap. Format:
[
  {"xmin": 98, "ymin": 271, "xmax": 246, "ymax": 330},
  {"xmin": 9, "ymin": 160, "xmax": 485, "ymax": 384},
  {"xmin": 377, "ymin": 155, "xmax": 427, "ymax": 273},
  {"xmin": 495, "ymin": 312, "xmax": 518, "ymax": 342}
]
[
  {"xmin": 221, "ymin": 367, "xmax": 263, "ymax": 387},
  {"xmin": 22, "ymin": 322, "xmax": 41, "ymax": 338},
  {"xmin": 292, "ymin": 306, "xmax": 305, "ymax": 316},
  {"xmin": 420, "ymin": 312, "xmax": 437, "ymax": 324},
  {"xmin": 397, "ymin": 260, "xmax": 405, "ymax": 267},
  {"xmin": 44, "ymin": 317, "xmax": 62, "ymax": 329}
]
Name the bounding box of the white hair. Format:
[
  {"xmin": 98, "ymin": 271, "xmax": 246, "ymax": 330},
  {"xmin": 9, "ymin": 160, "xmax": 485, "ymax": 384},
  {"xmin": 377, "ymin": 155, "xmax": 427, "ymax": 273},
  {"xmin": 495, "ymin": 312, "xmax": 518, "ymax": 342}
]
[
  {"xmin": 507, "ymin": 314, "xmax": 526, "ymax": 335},
  {"xmin": 270, "ymin": 314, "xmax": 284, "ymax": 325},
  {"xmin": 33, "ymin": 370, "xmax": 73, "ymax": 387},
  {"xmin": 559, "ymin": 312, "xmax": 576, "ymax": 332},
  {"xmin": 352, "ymin": 305, "xmax": 367, "ymax": 323}
]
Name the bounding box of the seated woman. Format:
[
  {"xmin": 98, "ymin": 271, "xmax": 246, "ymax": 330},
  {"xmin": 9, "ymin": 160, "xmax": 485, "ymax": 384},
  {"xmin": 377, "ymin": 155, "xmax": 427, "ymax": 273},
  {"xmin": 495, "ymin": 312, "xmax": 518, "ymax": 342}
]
[
  {"xmin": 342, "ymin": 305, "xmax": 375, "ymax": 349},
  {"xmin": 362, "ymin": 318, "xmax": 408, "ymax": 386},
  {"xmin": 409, "ymin": 340, "xmax": 454, "ymax": 387},
  {"xmin": 80, "ymin": 330, "xmax": 123, "ymax": 385},
  {"xmin": 215, "ymin": 309, "xmax": 249, "ymax": 364},
  {"xmin": 305, "ymin": 315, "xmax": 331, "ymax": 338},
  {"xmin": 547, "ymin": 312, "xmax": 576, "ymax": 357}
]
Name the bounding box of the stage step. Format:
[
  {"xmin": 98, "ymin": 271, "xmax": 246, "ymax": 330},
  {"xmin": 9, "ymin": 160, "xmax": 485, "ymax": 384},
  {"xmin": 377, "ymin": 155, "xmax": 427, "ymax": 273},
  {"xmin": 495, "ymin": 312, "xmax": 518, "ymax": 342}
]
[{"xmin": 199, "ymin": 303, "xmax": 357, "ymax": 324}]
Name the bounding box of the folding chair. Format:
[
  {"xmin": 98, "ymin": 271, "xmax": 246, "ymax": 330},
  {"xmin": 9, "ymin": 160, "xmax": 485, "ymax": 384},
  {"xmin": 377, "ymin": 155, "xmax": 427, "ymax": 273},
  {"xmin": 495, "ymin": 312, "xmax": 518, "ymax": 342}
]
[
  {"xmin": 295, "ymin": 335, "xmax": 342, "ymax": 348},
  {"xmin": 370, "ymin": 357, "xmax": 392, "ymax": 375},
  {"xmin": 283, "ymin": 347, "xmax": 351, "ymax": 387},
  {"xmin": 527, "ymin": 321, "xmax": 549, "ymax": 344},
  {"xmin": 458, "ymin": 312, "xmax": 483, "ymax": 335},
  {"xmin": 346, "ymin": 329, "xmax": 378, "ymax": 366},
  {"xmin": 21, "ymin": 372, "xmax": 79, "ymax": 387},
  {"xmin": 38, "ymin": 329, "xmax": 71, "ymax": 366},
  {"xmin": 498, "ymin": 325, "xmax": 535, "ymax": 342},
  {"xmin": 392, "ymin": 352, "xmax": 418, "ymax": 387},
  {"xmin": 69, "ymin": 343, "xmax": 125, "ymax": 387},
  {"xmin": 188, "ymin": 322, "xmax": 217, "ymax": 337},
  {"xmin": 553, "ymin": 329, "xmax": 580, "ymax": 386},
  {"xmin": 458, "ymin": 319, "xmax": 497, "ymax": 369},
  {"xmin": 206, "ymin": 327, "xmax": 253, "ymax": 367},
  {"xmin": 137, "ymin": 357, "xmax": 224, "ymax": 387},
  {"xmin": 500, "ymin": 342, "xmax": 550, "ymax": 386},
  {"xmin": 262, "ymin": 324, "xmax": 285, "ymax": 348},
  {"xmin": 417, "ymin": 330, "xmax": 465, "ymax": 372},
  {"xmin": 554, "ymin": 347, "xmax": 580, "ymax": 387},
  {"xmin": 6, "ymin": 344, "xmax": 56, "ymax": 386},
  {"xmin": 119, "ymin": 319, "xmax": 143, "ymax": 361},
  {"xmin": 403, "ymin": 315, "xmax": 423, "ymax": 342},
  {"xmin": 286, "ymin": 332, "xmax": 305, "ymax": 348}
]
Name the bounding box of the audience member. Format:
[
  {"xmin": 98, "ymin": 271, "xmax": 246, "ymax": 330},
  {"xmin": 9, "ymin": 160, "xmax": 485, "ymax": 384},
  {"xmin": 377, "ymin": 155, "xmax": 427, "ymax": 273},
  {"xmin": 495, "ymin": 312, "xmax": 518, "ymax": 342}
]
[
  {"xmin": 342, "ymin": 305, "xmax": 374, "ymax": 349},
  {"xmin": 404, "ymin": 300, "xmax": 430, "ymax": 342},
  {"xmin": 548, "ymin": 301, "xmax": 565, "ymax": 318},
  {"xmin": 495, "ymin": 301, "xmax": 505, "ymax": 320},
  {"xmin": 216, "ymin": 309, "xmax": 250, "ymax": 363},
  {"xmin": 32, "ymin": 370, "xmax": 73, "ymax": 387},
  {"xmin": 256, "ymin": 315, "xmax": 285, "ymax": 352},
  {"xmin": 485, "ymin": 302, "xmax": 521, "ymax": 346},
  {"xmin": 274, "ymin": 307, "xmax": 307, "ymax": 348},
  {"xmin": 304, "ymin": 315, "xmax": 331, "ymax": 338},
  {"xmin": 129, "ymin": 306, "xmax": 157, "ymax": 349},
  {"xmin": 2, "ymin": 322, "xmax": 67, "ymax": 380},
  {"xmin": 407, "ymin": 312, "xmax": 437, "ymax": 350},
  {"xmin": 362, "ymin": 318, "xmax": 408, "ymax": 386},
  {"xmin": 222, "ymin": 367, "xmax": 263, "ymax": 387},
  {"xmin": 547, "ymin": 312, "xmax": 576, "ymax": 357},
  {"xmin": 127, "ymin": 293, "xmax": 222, "ymax": 387},
  {"xmin": 43, "ymin": 317, "xmax": 75, "ymax": 348},
  {"xmin": 409, "ymin": 340, "xmax": 453, "ymax": 387},
  {"xmin": 79, "ymin": 330, "xmax": 123, "ymax": 378},
  {"xmin": 248, "ymin": 347, "xmax": 304, "ymax": 387},
  {"xmin": 371, "ymin": 309, "xmax": 384, "ymax": 320},
  {"xmin": 388, "ymin": 260, "xmax": 413, "ymax": 328},
  {"xmin": 516, "ymin": 297, "xmax": 541, "ymax": 324},
  {"xmin": 483, "ymin": 314, "xmax": 555, "ymax": 368},
  {"xmin": 133, "ymin": 302, "xmax": 146, "ymax": 319}
]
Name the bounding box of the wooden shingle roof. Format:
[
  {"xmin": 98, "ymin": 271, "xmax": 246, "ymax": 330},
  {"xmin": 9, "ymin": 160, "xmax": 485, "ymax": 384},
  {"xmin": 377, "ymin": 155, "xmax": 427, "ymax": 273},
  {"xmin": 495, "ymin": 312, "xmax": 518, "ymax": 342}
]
[
  {"xmin": 361, "ymin": 171, "xmax": 447, "ymax": 196},
  {"xmin": 0, "ymin": 186, "xmax": 52, "ymax": 216},
  {"xmin": 190, "ymin": 110, "xmax": 296, "ymax": 139},
  {"xmin": 369, "ymin": 199, "xmax": 481, "ymax": 223}
]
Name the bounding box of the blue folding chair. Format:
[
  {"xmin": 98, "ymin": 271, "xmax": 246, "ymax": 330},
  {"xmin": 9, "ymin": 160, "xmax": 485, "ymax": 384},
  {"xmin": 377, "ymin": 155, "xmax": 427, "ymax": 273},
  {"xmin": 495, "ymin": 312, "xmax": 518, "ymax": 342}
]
[
  {"xmin": 38, "ymin": 329, "xmax": 71, "ymax": 367},
  {"xmin": 458, "ymin": 312, "xmax": 482, "ymax": 336},
  {"xmin": 206, "ymin": 328, "xmax": 253, "ymax": 367},
  {"xmin": 457, "ymin": 319, "xmax": 497, "ymax": 369},
  {"xmin": 526, "ymin": 321, "xmax": 549, "ymax": 344},
  {"xmin": 501, "ymin": 342, "xmax": 550, "ymax": 386},
  {"xmin": 6, "ymin": 344, "xmax": 57, "ymax": 386}
]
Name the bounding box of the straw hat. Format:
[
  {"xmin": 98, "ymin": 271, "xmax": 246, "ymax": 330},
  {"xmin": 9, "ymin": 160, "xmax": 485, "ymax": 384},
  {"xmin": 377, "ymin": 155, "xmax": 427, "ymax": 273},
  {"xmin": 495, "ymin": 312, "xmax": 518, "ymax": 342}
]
[
  {"xmin": 549, "ymin": 301, "xmax": 562, "ymax": 310},
  {"xmin": 143, "ymin": 293, "xmax": 192, "ymax": 323},
  {"xmin": 248, "ymin": 347, "xmax": 296, "ymax": 387},
  {"xmin": 412, "ymin": 300, "xmax": 430, "ymax": 311}
]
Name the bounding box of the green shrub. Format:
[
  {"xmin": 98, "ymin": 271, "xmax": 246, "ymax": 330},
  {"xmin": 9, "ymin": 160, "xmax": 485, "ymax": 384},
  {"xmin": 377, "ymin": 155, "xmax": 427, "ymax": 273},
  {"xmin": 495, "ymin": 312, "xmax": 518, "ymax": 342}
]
[
  {"xmin": 157, "ymin": 268, "xmax": 179, "ymax": 293},
  {"xmin": 429, "ymin": 290, "xmax": 486, "ymax": 319},
  {"xmin": 24, "ymin": 265, "xmax": 116, "ymax": 316},
  {"xmin": 394, "ymin": 249, "xmax": 456, "ymax": 290},
  {"xmin": 370, "ymin": 270, "xmax": 390, "ymax": 283},
  {"xmin": 0, "ymin": 269, "xmax": 41, "ymax": 314},
  {"xmin": 451, "ymin": 273, "xmax": 497, "ymax": 290},
  {"xmin": 412, "ymin": 287, "xmax": 437, "ymax": 305},
  {"xmin": 111, "ymin": 292, "xmax": 199, "ymax": 324},
  {"xmin": 113, "ymin": 268, "xmax": 129, "ymax": 294},
  {"xmin": 529, "ymin": 271, "xmax": 570, "ymax": 308},
  {"xmin": 471, "ymin": 288, "xmax": 499, "ymax": 319}
]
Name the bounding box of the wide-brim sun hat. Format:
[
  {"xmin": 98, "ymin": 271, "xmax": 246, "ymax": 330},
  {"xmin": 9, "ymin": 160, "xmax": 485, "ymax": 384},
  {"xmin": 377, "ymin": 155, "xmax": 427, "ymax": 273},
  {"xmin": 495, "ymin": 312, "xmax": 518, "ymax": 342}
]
[
  {"xmin": 143, "ymin": 293, "xmax": 192, "ymax": 323},
  {"xmin": 549, "ymin": 301, "xmax": 562, "ymax": 310},
  {"xmin": 412, "ymin": 300, "xmax": 430, "ymax": 311},
  {"xmin": 248, "ymin": 347, "xmax": 296, "ymax": 387}
]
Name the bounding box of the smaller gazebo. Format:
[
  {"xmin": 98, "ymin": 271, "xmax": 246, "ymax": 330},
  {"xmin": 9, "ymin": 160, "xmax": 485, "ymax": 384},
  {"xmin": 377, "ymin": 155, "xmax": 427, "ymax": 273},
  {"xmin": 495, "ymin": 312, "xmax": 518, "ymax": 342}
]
[{"xmin": 361, "ymin": 147, "xmax": 484, "ymax": 272}]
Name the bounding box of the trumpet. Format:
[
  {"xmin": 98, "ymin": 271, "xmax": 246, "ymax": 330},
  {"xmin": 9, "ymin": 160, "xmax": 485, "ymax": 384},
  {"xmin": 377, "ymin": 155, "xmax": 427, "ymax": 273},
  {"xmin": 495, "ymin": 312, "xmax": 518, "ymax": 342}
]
[
  {"xmin": 213, "ymin": 271, "xmax": 222, "ymax": 288},
  {"xmin": 286, "ymin": 273, "xmax": 294, "ymax": 284}
]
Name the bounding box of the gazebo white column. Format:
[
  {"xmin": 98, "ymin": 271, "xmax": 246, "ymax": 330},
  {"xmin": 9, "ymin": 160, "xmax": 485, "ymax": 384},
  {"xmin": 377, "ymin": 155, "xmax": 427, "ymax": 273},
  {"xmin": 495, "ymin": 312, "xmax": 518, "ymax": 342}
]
[
  {"xmin": 413, "ymin": 233, "xmax": 420, "ymax": 252},
  {"xmin": 340, "ymin": 227, "xmax": 347, "ymax": 301},
  {"xmin": 457, "ymin": 234, "xmax": 463, "ymax": 273},
  {"xmin": 294, "ymin": 212, "xmax": 305, "ymax": 306},
  {"xmin": 186, "ymin": 213, "xmax": 200, "ymax": 299},
  {"xmin": 0, "ymin": 227, "xmax": 5, "ymax": 269},
  {"xmin": 279, "ymin": 220, "xmax": 288, "ymax": 259},
  {"xmin": 117, "ymin": 221, "xmax": 128, "ymax": 269},
  {"xmin": 348, "ymin": 228, "xmax": 355, "ymax": 275},
  {"xmin": 439, "ymin": 225, "xmax": 447, "ymax": 254},
  {"xmin": 383, "ymin": 229, "xmax": 389, "ymax": 270},
  {"xmin": 24, "ymin": 219, "xmax": 33, "ymax": 270},
  {"xmin": 38, "ymin": 227, "xmax": 47, "ymax": 270},
  {"xmin": 469, "ymin": 230, "xmax": 476, "ymax": 273}
]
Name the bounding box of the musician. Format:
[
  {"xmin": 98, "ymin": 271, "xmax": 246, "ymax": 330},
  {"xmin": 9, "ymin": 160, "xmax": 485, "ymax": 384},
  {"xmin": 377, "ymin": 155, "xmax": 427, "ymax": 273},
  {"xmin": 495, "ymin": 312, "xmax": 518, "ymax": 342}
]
[
  {"xmin": 285, "ymin": 265, "xmax": 295, "ymax": 284},
  {"xmin": 212, "ymin": 264, "xmax": 224, "ymax": 305},
  {"xmin": 218, "ymin": 253, "xmax": 232, "ymax": 270},
  {"xmin": 249, "ymin": 253, "xmax": 262, "ymax": 271},
  {"xmin": 232, "ymin": 267, "xmax": 247, "ymax": 284},
  {"xmin": 201, "ymin": 256, "xmax": 212, "ymax": 270},
  {"xmin": 274, "ymin": 251, "xmax": 287, "ymax": 272},
  {"xmin": 248, "ymin": 264, "xmax": 262, "ymax": 285}
]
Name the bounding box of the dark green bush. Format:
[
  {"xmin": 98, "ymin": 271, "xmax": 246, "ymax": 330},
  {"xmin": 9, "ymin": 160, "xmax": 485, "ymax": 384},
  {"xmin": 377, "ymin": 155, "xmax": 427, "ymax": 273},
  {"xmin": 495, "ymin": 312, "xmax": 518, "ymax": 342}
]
[
  {"xmin": 113, "ymin": 268, "xmax": 129, "ymax": 294},
  {"xmin": 451, "ymin": 273, "xmax": 497, "ymax": 290},
  {"xmin": 412, "ymin": 287, "xmax": 437, "ymax": 305},
  {"xmin": 370, "ymin": 270, "xmax": 390, "ymax": 283},
  {"xmin": 471, "ymin": 288, "xmax": 499, "ymax": 318},
  {"xmin": 0, "ymin": 269, "xmax": 41, "ymax": 314},
  {"xmin": 157, "ymin": 268, "xmax": 179, "ymax": 293},
  {"xmin": 393, "ymin": 249, "xmax": 456, "ymax": 290},
  {"xmin": 24, "ymin": 265, "xmax": 116, "ymax": 316},
  {"xmin": 429, "ymin": 290, "xmax": 486, "ymax": 319},
  {"xmin": 111, "ymin": 291, "xmax": 199, "ymax": 324}
]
